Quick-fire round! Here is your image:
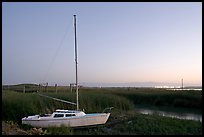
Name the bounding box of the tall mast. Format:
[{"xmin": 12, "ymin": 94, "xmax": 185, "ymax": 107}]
[{"xmin": 74, "ymin": 15, "xmax": 79, "ymax": 110}]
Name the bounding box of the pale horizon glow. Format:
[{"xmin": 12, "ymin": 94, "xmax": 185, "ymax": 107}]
[{"xmin": 2, "ymin": 2, "xmax": 202, "ymax": 87}]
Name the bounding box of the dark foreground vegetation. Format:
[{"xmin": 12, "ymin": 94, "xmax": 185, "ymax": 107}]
[{"xmin": 2, "ymin": 84, "xmax": 202, "ymax": 135}]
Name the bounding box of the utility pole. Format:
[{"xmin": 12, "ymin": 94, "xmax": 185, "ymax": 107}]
[
  {"xmin": 46, "ymin": 82, "xmax": 48, "ymax": 92},
  {"xmin": 38, "ymin": 84, "xmax": 41, "ymax": 92},
  {"xmin": 23, "ymin": 85, "xmax": 25, "ymax": 93},
  {"xmin": 70, "ymin": 84, "xmax": 72, "ymax": 92},
  {"xmin": 55, "ymin": 84, "xmax": 57, "ymax": 93},
  {"xmin": 70, "ymin": 83, "xmax": 74, "ymax": 93}
]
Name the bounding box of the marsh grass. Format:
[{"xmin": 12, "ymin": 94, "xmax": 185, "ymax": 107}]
[
  {"xmin": 2, "ymin": 88, "xmax": 202, "ymax": 123},
  {"xmin": 72, "ymin": 112, "xmax": 202, "ymax": 135},
  {"xmin": 2, "ymin": 90, "xmax": 134, "ymax": 123},
  {"xmin": 2, "ymin": 87, "xmax": 202, "ymax": 135},
  {"xmin": 122, "ymin": 113, "xmax": 202, "ymax": 135},
  {"xmin": 103, "ymin": 88, "xmax": 202, "ymax": 109}
]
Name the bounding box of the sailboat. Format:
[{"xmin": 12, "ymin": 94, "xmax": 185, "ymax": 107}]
[{"xmin": 22, "ymin": 15, "xmax": 112, "ymax": 128}]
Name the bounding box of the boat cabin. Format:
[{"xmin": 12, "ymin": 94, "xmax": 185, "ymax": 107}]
[{"xmin": 50, "ymin": 109, "xmax": 86, "ymax": 118}]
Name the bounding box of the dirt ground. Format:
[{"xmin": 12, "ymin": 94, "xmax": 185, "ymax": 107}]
[{"xmin": 2, "ymin": 121, "xmax": 43, "ymax": 135}]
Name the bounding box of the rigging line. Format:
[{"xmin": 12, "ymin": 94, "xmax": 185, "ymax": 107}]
[
  {"xmin": 37, "ymin": 93, "xmax": 77, "ymax": 105},
  {"xmin": 41, "ymin": 19, "xmax": 73, "ymax": 84}
]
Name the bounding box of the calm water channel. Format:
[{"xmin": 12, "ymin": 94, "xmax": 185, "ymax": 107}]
[{"xmin": 135, "ymin": 108, "xmax": 202, "ymax": 122}]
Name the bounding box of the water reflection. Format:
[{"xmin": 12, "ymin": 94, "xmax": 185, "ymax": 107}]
[{"xmin": 136, "ymin": 108, "xmax": 202, "ymax": 122}]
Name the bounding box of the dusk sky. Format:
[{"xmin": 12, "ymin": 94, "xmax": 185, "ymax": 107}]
[{"xmin": 2, "ymin": 2, "xmax": 202, "ymax": 87}]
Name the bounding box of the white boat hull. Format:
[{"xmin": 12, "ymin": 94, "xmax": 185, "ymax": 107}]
[{"xmin": 22, "ymin": 113, "xmax": 110, "ymax": 128}]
